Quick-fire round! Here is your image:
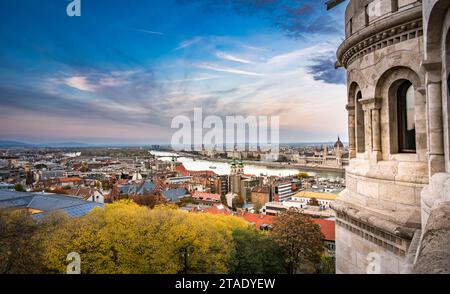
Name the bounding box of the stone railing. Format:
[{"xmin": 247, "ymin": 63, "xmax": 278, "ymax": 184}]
[{"xmin": 413, "ymin": 202, "xmax": 450, "ymax": 274}]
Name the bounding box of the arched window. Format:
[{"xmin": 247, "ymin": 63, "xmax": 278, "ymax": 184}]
[
  {"xmin": 397, "ymin": 81, "xmax": 416, "ymax": 153},
  {"xmin": 356, "ymin": 91, "xmax": 365, "ymax": 153}
]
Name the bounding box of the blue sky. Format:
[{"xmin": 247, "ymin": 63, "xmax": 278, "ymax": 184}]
[{"xmin": 0, "ymin": 0, "xmax": 347, "ymax": 144}]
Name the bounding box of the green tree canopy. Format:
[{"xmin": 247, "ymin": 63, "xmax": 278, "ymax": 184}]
[
  {"xmin": 230, "ymin": 228, "xmax": 285, "ymax": 274},
  {"xmin": 272, "ymin": 208, "xmax": 325, "ymax": 274},
  {"xmin": 14, "ymin": 184, "xmax": 26, "ymax": 192}
]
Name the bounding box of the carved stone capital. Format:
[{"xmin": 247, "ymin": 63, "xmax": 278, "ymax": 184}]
[
  {"xmin": 360, "ymin": 97, "xmax": 382, "ymax": 111},
  {"xmin": 346, "ymin": 104, "xmax": 356, "ymax": 115},
  {"xmin": 421, "ymin": 59, "xmax": 442, "ymax": 72},
  {"xmin": 421, "ymin": 59, "xmax": 443, "ymax": 83}
]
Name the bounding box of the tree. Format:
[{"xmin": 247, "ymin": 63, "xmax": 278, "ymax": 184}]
[
  {"xmin": 0, "ymin": 202, "xmax": 288, "ymax": 274},
  {"xmin": 272, "ymin": 208, "xmax": 325, "ymax": 274},
  {"xmin": 14, "ymin": 184, "xmax": 26, "ymax": 192},
  {"xmin": 309, "ymin": 198, "xmax": 320, "ymax": 207},
  {"xmin": 177, "ymin": 196, "xmax": 195, "ymax": 207},
  {"xmin": 234, "ymin": 195, "xmax": 245, "ymax": 209},
  {"xmin": 79, "ymin": 163, "xmax": 89, "ymax": 172},
  {"xmin": 253, "ymin": 201, "xmax": 264, "ymax": 214},
  {"xmin": 230, "ymin": 228, "xmax": 285, "ymax": 274},
  {"xmin": 297, "ymin": 172, "xmax": 310, "ymax": 180},
  {"xmin": 131, "ymin": 193, "xmax": 163, "ymax": 209},
  {"xmin": 0, "ymin": 209, "xmax": 67, "ymax": 274},
  {"xmin": 34, "ymin": 164, "xmax": 48, "ymax": 170},
  {"xmin": 42, "ymin": 201, "xmax": 251, "ymax": 274},
  {"xmin": 316, "ymin": 254, "xmax": 336, "ymax": 274}
]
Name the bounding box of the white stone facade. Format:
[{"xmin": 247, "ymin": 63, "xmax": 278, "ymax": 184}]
[{"xmin": 334, "ymin": 0, "xmax": 450, "ymax": 274}]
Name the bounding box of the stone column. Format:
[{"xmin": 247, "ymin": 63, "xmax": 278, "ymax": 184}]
[
  {"xmin": 371, "ymin": 99, "xmax": 383, "ymax": 154},
  {"xmin": 347, "ymin": 104, "xmax": 356, "ymax": 158},
  {"xmin": 361, "ymin": 98, "xmax": 383, "ymax": 161},
  {"xmin": 423, "ymin": 61, "xmax": 445, "ymax": 175},
  {"xmin": 363, "ymin": 105, "xmax": 372, "ymax": 155}
]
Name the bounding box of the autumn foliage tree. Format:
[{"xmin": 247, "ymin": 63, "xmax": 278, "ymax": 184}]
[
  {"xmin": 297, "ymin": 172, "xmax": 310, "ymax": 180},
  {"xmin": 272, "ymin": 208, "xmax": 325, "ymax": 274},
  {"xmin": 0, "ymin": 209, "xmax": 67, "ymax": 274},
  {"xmin": 131, "ymin": 192, "xmax": 164, "ymax": 209},
  {"xmin": 1, "ymin": 202, "xmax": 332, "ymax": 274},
  {"xmin": 42, "ymin": 201, "xmax": 251, "ymax": 274}
]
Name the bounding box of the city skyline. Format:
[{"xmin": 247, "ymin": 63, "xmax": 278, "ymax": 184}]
[{"xmin": 0, "ymin": 0, "xmax": 347, "ymax": 145}]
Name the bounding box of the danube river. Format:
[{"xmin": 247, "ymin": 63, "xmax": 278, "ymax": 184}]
[{"xmin": 150, "ymin": 151, "xmax": 344, "ymax": 179}]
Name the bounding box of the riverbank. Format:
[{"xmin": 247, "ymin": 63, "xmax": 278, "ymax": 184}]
[{"xmin": 175, "ymin": 152, "xmax": 346, "ymax": 177}]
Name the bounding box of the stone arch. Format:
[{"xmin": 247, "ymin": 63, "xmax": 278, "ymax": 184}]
[
  {"xmin": 370, "ymin": 51, "xmax": 424, "ymax": 92},
  {"xmin": 348, "ymin": 81, "xmax": 365, "ymax": 155},
  {"xmin": 348, "ymin": 81, "xmax": 360, "ymax": 107},
  {"xmin": 424, "ymin": 0, "xmax": 450, "ymax": 62},
  {"xmin": 374, "ymin": 67, "xmax": 426, "ymax": 159},
  {"xmin": 348, "ymin": 68, "xmax": 370, "ymax": 97},
  {"xmin": 375, "ymin": 67, "xmax": 422, "ymax": 98}
]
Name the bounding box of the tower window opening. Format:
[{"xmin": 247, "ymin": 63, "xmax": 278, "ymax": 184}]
[
  {"xmin": 356, "ymin": 91, "xmax": 365, "ymax": 153},
  {"xmin": 397, "ymin": 81, "xmax": 416, "ymax": 153}
]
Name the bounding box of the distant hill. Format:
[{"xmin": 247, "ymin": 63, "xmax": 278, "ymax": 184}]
[
  {"xmin": 0, "ymin": 141, "xmax": 91, "ymax": 148},
  {"xmin": 0, "ymin": 140, "xmax": 32, "ymax": 147},
  {"xmin": 38, "ymin": 142, "xmax": 91, "ymax": 148}
]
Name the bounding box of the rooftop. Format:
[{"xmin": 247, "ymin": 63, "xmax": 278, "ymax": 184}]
[
  {"xmin": 192, "ymin": 191, "xmax": 221, "ymax": 202},
  {"xmin": 294, "ymin": 191, "xmax": 338, "ymax": 201},
  {"xmin": 0, "ymin": 190, "xmax": 103, "ymax": 218}
]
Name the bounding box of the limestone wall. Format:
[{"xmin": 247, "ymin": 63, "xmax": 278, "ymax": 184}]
[
  {"xmin": 336, "ymin": 224, "xmax": 410, "ymax": 274},
  {"xmin": 335, "ymin": 0, "xmax": 428, "ymax": 274},
  {"xmin": 335, "ymin": 0, "xmax": 450, "ymax": 274}
]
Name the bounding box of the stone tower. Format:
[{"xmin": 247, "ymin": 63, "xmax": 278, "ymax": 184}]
[{"xmin": 333, "ymin": 0, "xmax": 450, "ymax": 274}]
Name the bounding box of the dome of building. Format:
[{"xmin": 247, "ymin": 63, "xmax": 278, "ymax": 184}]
[{"xmin": 334, "ymin": 136, "xmax": 344, "ymax": 149}]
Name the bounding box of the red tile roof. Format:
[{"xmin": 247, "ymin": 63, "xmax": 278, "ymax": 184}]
[
  {"xmin": 189, "ymin": 170, "xmax": 217, "ymax": 176},
  {"xmin": 242, "ymin": 213, "xmax": 274, "ymax": 229},
  {"xmin": 175, "ymin": 165, "xmax": 190, "ymax": 176},
  {"xmin": 313, "ymin": 219, "xmax": 336, "ymax": 242},
  {"xmin": 200, "ymin": 205, "xmax": 233, "ymax": 216},
  {"xmin": 192, "ymin": 191, "xmax": 221, "ymax": 202},
  {"xmin": 191, "ymin": 205, "xmax": 335, "ymax": 242},
  {"xmin": 252, "ymin": 186, "xmax": 270, "ymax": 194},
  {"xmin": 176, "ymin": 164, "xmax": 217, "ymax": 177},
  {"xmin": 116, "ymin": 179, "xmax": 128, "ymax": 185},
  {"xmin": 59, "ymin": 177, "xmax": 82, "ymax": 183}
]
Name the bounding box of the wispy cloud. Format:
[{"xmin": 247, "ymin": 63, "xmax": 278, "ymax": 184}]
[
  {"xmin": 63, "ymin": 72, "xmax": 130, "ymax": 92},
  {"xmin": 216, "ymin": 52, "xmax": 253, "ymax": 64},
  {"xmin": 163, "ymin": 74, "xmax": 222, "ymax": 83},
  {"xmin": 174, "ymin": 36, "xmax": 202, "ymax": 51},
  {"xmin": 64, "ymin": 76, "xmax": 97, "ymax": 92},
  {"xmin": 267, "ymin": 43, "xmax": 332, "ymax": 66},
  {"xmin": 0, "ymin": 0, "xmax": 348, "ymax": 144},
  {"xmin": 197, "ymin": 62, "xmax": 264, "ymax": 76},
  {"xmin": 138, "ymin": 29, "xmax": 165, "ymax": 36},
  {"xmin": 241, "ymin": 44, "xmax": 269, "ymax": 52}
]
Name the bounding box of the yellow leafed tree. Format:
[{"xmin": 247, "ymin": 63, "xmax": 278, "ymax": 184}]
[{"xmin": 42, "ymin": 201, "xmax": 250, "ymax": 274}]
